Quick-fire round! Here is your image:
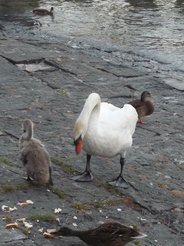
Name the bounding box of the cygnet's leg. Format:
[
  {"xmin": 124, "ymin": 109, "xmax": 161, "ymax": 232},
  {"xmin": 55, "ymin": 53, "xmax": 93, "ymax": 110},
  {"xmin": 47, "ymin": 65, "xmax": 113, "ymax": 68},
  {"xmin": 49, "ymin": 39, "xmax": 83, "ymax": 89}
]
[
  {"xmin": 23, "ymin": 175, "xmax": 33, "ymax": 182},
  {"xmin": 70, "ymin": 154, "xmax": 93, "ymax": 182},
  {"xmin": 48, "ymin": 166, "xmax": 54, "ymax": 186},
  {"xmin": 108, "ymin": 157, "xmax": 129, "ymax": 189}
]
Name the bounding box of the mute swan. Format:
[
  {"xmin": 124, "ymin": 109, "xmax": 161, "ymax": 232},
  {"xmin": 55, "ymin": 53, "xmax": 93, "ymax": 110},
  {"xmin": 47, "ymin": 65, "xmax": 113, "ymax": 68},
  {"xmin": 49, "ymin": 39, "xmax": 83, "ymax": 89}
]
[
  {"xmin": 128, "ymin": 91, "xmax": 154, "ymax": 124},
  {"xmin": 19, "ymin": 119, "xmax": 53, "ymax": 185},
  {"xmin": 72, "ymin": 93, "xmax": 138, "ymax": 188},
  {"xmin": 33, "ymin": 7, "xmax": 54, "ymax": 15},
  {"xmin": 50, "ymin": 221, "xmax": 147, "ymax": 246}
]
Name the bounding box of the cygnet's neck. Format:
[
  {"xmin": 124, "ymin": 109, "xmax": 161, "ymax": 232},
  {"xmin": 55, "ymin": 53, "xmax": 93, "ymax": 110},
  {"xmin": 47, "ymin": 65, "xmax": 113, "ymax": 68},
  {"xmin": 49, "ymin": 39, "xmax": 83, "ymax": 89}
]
[{"xmin": 22, "ymin": 122, "xmax": 33, "ymax": 141}]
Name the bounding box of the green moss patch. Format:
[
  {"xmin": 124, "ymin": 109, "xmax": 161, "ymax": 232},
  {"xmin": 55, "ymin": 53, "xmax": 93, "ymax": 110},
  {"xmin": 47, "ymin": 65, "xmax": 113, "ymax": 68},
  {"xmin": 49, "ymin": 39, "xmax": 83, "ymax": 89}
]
[
  {"xmin": 0, "ymin": 155, "xmax": 14, "ymax": 166},
  {"xmin": 29, "ymin": 213, "xmax": 56, "ymax": 222},
  {"xmin": 49, "ymin": 185, "xmax": 66, "ymax": 199}
]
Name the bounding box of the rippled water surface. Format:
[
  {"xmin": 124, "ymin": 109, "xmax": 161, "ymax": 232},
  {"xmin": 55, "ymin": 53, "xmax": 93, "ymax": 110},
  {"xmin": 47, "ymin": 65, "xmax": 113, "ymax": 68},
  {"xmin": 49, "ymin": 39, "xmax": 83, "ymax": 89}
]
[
  {"xmin": 42, "ymin": 0, "xmax": 184, "ymax": 48},
  {"xmin": 0, "ymin": 0, "xmax": 184, "ymax": 73}
]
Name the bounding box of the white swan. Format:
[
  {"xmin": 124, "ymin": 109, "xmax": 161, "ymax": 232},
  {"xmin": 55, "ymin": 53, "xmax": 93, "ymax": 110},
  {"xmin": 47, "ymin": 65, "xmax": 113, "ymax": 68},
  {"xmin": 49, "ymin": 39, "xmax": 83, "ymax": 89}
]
[{"xmin": 72, "ymin": 93, "xmax": 138, "ymax": 188}]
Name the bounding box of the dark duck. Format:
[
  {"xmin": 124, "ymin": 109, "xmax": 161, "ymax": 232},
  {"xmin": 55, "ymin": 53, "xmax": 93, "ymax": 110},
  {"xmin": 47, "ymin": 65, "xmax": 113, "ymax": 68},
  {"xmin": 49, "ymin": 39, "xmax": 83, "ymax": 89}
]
[
  {"xmin": 128, "ymin": 91, "xmax": 154, "ymax": 124},
  {"xmin": 33, "ymin": 7, "xmax": 54, "ymax": 15},
  {"xmin": 50, "ymin": 221, "xmax": 147, "ymax": 246}
]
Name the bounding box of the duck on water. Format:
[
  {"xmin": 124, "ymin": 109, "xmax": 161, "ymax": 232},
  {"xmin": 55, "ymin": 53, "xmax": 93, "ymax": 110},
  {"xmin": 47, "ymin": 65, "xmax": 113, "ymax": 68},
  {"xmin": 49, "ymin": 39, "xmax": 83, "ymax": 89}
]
[{"xmin": 32, "ymin": 7, "xmax": 54, "ymax": 15}]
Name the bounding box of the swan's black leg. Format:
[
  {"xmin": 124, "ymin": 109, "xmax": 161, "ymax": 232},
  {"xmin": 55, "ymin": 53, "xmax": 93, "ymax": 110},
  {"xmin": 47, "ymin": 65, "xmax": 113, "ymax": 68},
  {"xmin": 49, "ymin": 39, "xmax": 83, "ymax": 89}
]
[
  {"xmin": 70, "ymin": 154, "xmax": 93, "ymax": 182},
  {"xmin": 108, "ymin": 157, "xmax": 129, "ymax": 188}
]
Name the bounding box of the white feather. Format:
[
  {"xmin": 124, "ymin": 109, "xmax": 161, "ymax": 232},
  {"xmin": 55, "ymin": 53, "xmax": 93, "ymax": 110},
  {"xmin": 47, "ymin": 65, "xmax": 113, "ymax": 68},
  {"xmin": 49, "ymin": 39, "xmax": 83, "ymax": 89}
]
[{"xmin": 74, "ymin": 93, "xmax": 138, "ymax": 158}]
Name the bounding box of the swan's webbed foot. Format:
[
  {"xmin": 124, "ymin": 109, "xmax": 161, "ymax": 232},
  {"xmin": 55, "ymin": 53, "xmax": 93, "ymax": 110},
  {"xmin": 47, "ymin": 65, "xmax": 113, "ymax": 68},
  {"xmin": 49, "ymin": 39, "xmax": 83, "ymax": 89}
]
[
  {"xmin": 70, "ymin": 170, "xmax": 93, "ymax": 182},
  {"xmin": 108, "ymin": 176, "xmax": 129, "ymax": 189}
]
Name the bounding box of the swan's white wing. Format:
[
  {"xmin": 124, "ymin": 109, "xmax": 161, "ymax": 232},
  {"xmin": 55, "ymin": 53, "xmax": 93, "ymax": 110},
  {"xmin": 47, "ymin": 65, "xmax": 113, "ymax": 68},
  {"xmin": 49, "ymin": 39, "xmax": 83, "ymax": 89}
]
[
  {"xmin": 83, "ymin": 103, "xmax": 138, "ymax": 157},
  {"xmin": 99, "ymin": 103, "xmax": 137, "ymax": 133},
  {"xmin": 101, "ymin": 102, "xmax": 120, "ymax": 111}
]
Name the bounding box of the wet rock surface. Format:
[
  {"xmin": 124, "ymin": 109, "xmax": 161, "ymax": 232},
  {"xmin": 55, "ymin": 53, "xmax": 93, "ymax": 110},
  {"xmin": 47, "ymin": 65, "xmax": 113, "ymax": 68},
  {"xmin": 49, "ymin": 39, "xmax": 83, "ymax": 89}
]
[{"xmin": 0, "ymin": 30, "xmax": 184, "ymax": 246}]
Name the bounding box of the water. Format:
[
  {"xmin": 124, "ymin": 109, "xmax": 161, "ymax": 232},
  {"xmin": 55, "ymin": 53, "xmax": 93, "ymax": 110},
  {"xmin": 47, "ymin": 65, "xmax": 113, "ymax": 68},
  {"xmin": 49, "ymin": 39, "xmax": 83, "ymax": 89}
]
[{"xmin": 0, "ymin": 0, "xmax": 184, "ymax": 80}]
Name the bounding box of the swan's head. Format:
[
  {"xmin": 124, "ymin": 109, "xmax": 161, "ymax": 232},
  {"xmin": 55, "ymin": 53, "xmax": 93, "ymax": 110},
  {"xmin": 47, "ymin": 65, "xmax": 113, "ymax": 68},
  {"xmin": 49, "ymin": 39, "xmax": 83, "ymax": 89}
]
[
  {"xmin": 74, "ymin": 121, "xmax": 87, "ymax": 155},
  {"xmin": 74, "ymin": 135, "xmax": 82, "ymax": 155}
]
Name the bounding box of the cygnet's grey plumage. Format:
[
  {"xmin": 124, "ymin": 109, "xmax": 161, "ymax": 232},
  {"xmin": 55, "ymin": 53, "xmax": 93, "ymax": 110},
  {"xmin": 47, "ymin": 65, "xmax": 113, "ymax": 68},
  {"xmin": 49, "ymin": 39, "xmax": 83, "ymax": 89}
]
[{"xmin": 19, "ymin": 119, "xmax": 53, "ymax": 185}]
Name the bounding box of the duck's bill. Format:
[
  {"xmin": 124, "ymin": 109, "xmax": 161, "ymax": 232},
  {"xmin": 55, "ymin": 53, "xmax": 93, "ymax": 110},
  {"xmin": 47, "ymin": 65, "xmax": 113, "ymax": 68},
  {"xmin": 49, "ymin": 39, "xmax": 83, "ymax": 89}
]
[
  {"xmin": 43, "ymin": 232, "xmax": 55, "ymax": 238},
  {"xmin": 132, "ymin": 232, "xmax": 147, "ymax": 239}
]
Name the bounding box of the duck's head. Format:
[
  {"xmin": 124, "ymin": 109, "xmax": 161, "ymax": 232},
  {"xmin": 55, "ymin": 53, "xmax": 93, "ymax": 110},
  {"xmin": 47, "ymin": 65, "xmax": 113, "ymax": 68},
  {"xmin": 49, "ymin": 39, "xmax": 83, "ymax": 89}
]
[
  {"xmin": 50, "ymin": 7, "xmax": 54, "ymax": 14},
  {"xmin": 141, "ymin": 91, "xmax": 152, "ymax": 102}
]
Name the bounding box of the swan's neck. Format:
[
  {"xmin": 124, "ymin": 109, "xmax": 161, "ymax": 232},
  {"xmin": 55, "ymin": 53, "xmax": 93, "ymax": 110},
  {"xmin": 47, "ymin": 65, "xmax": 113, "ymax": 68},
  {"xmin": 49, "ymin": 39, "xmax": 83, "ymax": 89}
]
[
  {"xmin": 74, "ymin": 93, "xmax": 101, "ymax": 140},
  {"xmin": 79, "ymin": 98, "xmax": 100, "ymax": 125}
]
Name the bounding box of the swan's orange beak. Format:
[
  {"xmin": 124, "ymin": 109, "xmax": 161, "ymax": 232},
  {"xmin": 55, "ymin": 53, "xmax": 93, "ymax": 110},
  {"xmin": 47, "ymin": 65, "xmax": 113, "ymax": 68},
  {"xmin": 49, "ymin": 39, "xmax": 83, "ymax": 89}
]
[{"xmin": 74, "ymin": 137, "xmax": 82, "ymax": 155}]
